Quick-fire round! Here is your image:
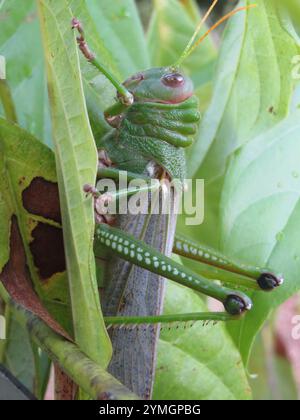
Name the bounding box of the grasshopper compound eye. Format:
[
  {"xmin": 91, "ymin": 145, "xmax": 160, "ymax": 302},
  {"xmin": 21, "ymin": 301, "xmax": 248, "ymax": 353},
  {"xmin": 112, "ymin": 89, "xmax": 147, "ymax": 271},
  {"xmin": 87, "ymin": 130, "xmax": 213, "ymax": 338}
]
[
  {"xmin": 224, "ymin": 295, "xmax": 253, "ymax": 316},
  {"xmin": 257, "ymin": 272, "xmax": 284, "ymax": 291},
  {"xmin": 162, "ymin": 73, "xmax": 185, "ymax": 88}
]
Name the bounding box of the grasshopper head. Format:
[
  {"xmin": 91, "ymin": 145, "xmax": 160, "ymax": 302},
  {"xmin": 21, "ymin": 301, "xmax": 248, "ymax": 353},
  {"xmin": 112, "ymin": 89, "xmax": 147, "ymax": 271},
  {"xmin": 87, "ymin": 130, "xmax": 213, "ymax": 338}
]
[{"xmin": 121, "ymin": 67, "xmax": 194, "ymax": 104}]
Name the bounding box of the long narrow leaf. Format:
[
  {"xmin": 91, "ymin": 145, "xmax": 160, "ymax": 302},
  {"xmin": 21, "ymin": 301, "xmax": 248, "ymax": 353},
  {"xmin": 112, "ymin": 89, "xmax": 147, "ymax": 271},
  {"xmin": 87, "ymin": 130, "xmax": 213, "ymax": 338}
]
[{"xmin": 38, "ymin": 0, "xmax": 112, "ymax": 366}]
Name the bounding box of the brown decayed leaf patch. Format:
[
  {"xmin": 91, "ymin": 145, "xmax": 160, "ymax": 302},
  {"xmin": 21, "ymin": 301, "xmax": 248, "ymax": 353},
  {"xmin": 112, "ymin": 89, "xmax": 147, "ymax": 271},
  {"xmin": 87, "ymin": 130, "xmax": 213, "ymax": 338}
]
[
  {"xmin": 0, "ymin": 216, "xmax": 70, "ymax": 340},
  {"xmin": 22, "ymin": 177, "xmax": 61, "ymax": 223},
  {"xmin": 30, "ymin": 223, "xmax": 66, "ymax": 281},
  {"xmin": 54, "ymin": 364, "xmax": 77, "ymax": 400}
]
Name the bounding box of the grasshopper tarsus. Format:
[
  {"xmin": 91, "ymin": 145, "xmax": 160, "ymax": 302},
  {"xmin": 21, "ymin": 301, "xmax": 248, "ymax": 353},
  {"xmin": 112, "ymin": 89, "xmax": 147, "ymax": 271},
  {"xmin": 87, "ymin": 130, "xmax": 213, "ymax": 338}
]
[
  {"xmin": 257, "ymin": 272, "xmax": 284, "ymax": 291},
  {"xmin": 71, "ymin": 18, "xmax": 95, "ymax": 61}
]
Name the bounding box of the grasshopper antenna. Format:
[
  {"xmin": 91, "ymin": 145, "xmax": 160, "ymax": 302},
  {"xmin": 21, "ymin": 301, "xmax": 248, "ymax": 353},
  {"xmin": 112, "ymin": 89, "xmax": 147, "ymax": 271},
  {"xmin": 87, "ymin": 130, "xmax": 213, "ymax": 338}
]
[
  {"xmin": 174, "ymin": 0, "xmax": 219, "ymax": 68},
  {"xmin": 174, "ymin": 2, "xmax": 257, "ymax": 68},
  {"xmin": 71, "ymin": 18, "xmax": 134, "ymax": 106}
]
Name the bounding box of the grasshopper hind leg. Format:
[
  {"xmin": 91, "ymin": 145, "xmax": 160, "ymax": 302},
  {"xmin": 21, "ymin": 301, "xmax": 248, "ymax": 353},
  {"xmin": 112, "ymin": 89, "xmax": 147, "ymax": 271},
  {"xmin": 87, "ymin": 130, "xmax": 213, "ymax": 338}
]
[
  {"xmin": 96, "ymin": 223, "xmax": 253, "ymax": 317},
  {"xmin": 173, "ymin": 235, "xmax": 284, "ymax": 292},
  {"xmin": 92, "ymin": 189, "xmax": 254, "ymax": 400}
]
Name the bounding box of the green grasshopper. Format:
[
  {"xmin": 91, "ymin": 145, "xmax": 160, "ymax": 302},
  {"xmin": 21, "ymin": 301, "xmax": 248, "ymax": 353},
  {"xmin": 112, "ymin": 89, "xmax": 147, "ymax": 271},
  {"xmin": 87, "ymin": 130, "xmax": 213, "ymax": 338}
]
[{"xmin": 72, "ymin": 1, "xmax": 283, "ymax": 399}]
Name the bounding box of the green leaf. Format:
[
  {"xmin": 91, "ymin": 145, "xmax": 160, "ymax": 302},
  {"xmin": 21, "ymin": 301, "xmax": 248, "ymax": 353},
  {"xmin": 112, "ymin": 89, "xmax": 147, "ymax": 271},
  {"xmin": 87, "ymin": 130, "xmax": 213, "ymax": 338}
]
[
  {"xmin": 182, "ymin": 0, "xmax": 298, "ymax": 249},
  {"xmin": 248, "ymin": 332, "xmax": 299, "ymax": 400},
  {"xmin": 147, "ymin": 0, "xmax": 217, "ymax": 89},
  {"xmin": 86, "ymin": 0, "xmax": 150, "ymax": 78},
  {"xmin": 154, "ymin": 281, "xmax": 252, "ymax": 400},
  {"xmin": 0, "ymin": 80, "xmax": 17, "ymax": 123},
  {"xmin": 220, "ymin": 112, "xmax": 300, "ymax": 364},
  {"xmin": 31, "ymin": 344, "xmax": 52, "ymax": 400},
  {"xmin": 280, "ymin": 0, "xmax": 300, "ymax": 42},
  {"xmin": 67, "ymin": 0, "xmax": 116, "ymax": 140},
  {"xmin": 38, "ymin": 0, "xmax": 111, "ymax": 367},
  {"xmin": 0, "ymin": 308, "xmax": 36, "ymax": 393},
  {"xmin": 0, "ymin": 116, "xmax": 77, "ymax": 395},
  {"xmin": 0, "ymin": 118, "xmax": 71, "ymax": 333},
  {"xmin": 0, "ymin": 0, "xmax": 51, "ymax": 144}
]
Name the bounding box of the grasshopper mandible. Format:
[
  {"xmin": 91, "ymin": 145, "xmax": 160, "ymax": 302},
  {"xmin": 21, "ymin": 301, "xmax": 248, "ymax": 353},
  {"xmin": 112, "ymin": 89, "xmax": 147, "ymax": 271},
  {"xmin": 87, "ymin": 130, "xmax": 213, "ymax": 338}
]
[{"xmin": 72, "ymin": 1, "xmax": 283, "ymax": 399}]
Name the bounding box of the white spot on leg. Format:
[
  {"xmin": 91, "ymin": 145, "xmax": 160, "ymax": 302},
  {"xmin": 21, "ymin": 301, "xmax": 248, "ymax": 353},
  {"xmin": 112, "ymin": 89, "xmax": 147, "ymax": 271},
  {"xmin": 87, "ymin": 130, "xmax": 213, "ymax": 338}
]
[
  {"xmin": 183, "ymin": 244, "xmax": 189, "ymax": 253},
  {"xmin": 176, "ymin": 241, "xmax": 182, "ymax": 250}
]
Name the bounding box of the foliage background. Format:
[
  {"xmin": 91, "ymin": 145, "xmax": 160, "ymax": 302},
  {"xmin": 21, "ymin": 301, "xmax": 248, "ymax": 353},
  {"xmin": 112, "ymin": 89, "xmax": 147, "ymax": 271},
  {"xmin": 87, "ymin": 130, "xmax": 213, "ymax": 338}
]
[{"xmin": 0, "ymin": 0, "xmax": 300, "ymax": 400}]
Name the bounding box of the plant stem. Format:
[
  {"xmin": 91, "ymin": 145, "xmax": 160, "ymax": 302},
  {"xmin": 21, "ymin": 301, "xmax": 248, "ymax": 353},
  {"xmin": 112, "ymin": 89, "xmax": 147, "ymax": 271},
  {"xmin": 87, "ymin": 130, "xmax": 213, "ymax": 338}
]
[
  {"xmin": 0, "ymin": 285, "xmax": 138, "ymax": 400},
  {"xmin": 0, "ymin": 302, "xmax": 11, "ymax": 363},
  {"xmin": 0, "ymin": 80, "xmax": 17, "ymax": 123}
]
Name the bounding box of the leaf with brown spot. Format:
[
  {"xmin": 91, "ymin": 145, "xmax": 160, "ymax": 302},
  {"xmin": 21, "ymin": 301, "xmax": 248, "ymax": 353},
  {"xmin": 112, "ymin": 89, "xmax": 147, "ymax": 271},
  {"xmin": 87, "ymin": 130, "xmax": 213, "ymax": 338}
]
[
  {"xmin": 54, "ymin": 364, "xmax": 77, "ymax": 400},
  {"xmin": 1, "ymin": 216, "xmax": 70, "ymax": 340},
  {"xmin": 0, "ymin": 118, "xmax": 72, "ymax": 335},
  {"xmin": 30, "ymin": 223, "xmax": 66, "ymax": 281},
  {"xmin": 22, "ymin": 177, "xmax": 62, "ymax": 224}
]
